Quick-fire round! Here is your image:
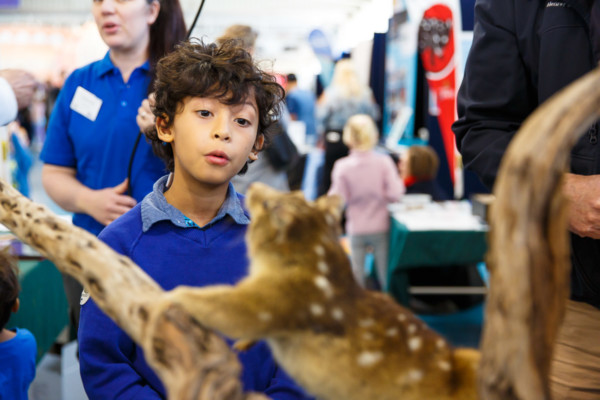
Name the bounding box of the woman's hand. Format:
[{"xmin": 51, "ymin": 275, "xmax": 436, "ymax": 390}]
[
  {"xmin": 136, "ymin": 94, "xmax": 156, "ymax": 134},
  {"xmin": 42, "ymin": 165, "xmax": 136, "ymax": 226},
  {"xmin": 82, "ymin": 179, "xmax": 137, "ymax": 225}
]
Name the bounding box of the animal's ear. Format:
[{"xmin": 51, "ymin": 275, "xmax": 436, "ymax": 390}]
[
  {"xmin": 270, "ymin": 203, "xmax": 296, "ymax": 234},
  {"xmin": 246, "ymin": 182, "xmax": 277, "ymax": 212},
  {"xmin": 315, "ymin": 195, "xmax": 344, "ymax": 226}
]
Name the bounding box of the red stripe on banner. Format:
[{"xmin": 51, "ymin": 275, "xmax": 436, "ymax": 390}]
[{"xmin": 418, "ymin": 3, "xmax": 457, "ymax": 183}]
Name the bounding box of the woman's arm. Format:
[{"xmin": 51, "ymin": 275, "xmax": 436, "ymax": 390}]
[{"xmin": 41, "ymin": 164, "xmax": 136, "ymax": 225}]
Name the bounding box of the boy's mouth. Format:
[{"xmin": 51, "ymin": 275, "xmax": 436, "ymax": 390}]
[{"xmin": 205, "ymin": 151, "xmax": 231, "ymax": 166}]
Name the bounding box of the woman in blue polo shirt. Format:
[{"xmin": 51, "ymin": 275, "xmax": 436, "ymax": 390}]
[{"xmin": 40, "ymin": 0, "xmax": 186, "ymax": 338}]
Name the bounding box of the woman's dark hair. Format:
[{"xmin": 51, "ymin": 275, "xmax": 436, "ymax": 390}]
[
  {"xmin": 0, "ymin": 249, "xmax": 19, "ymax": 330},
  {"xmin": 147, "ymin": 0, "xmax": 187, "ymax": 91},
  {"xmin": 148, "ymin": 39, "xmax": 285, "ymax": 174}
]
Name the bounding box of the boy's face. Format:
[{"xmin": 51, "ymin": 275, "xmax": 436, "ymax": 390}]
[{"xmin": 158, "ymin": 95, "xmax": 262, "ymax": 189}]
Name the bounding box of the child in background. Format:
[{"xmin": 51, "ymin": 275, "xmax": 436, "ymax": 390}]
[
  {"xmin": 78, "ymin": 40, "xmax": 312, "ymax": 400},
  {"xmin": 399, "ymin": 145, "xmax": 450, "ymax": 201},
  {"xmin": 328, "ymin": 114, "xmax": 404, "ymax": 289},
  {"xmin": 0, "ymin": 249, "xmax": 37, "ymax": 400}
]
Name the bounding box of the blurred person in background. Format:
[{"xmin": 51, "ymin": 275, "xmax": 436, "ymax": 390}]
[
  {"xmin": 328, "ymin": 114, "xmax": 404, "ymax": 289},
  {"xmin": 399, "ymin": 145, "xmax": 450, "ymax": 201},
  {"xmin": 285, "ymin": 73, "xmax": 317, "ymax": 144},
  {"xmin": 39, "ymin": 0, "xmax": 186, "ymax": 339},
  {"xmin": 0, "ymin": 69, "xmax": 36, "ymax": 126},
  {"xmin": 316, "ymin": 59, "xmax": 379, "ymax": 196}
]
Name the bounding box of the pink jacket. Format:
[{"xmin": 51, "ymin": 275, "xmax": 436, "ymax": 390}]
[{"xmin": 328, "ymin": 150, "xmax": 404, "ymax": 235}]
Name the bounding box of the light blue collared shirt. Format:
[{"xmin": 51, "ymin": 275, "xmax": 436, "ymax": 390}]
[{"xmin": 140, "ymin": 175, "xmax": 250, "ymax": 232}]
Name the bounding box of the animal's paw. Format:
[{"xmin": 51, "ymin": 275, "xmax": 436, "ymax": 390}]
[{"xmin": 233, "ymin": 339, "xmax": 257, "ymax": 352}]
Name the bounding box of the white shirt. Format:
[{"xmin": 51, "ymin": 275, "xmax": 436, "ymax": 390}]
[{"xmin": 0, "ymin": 77, "xmax": 17, "ymax": 126}]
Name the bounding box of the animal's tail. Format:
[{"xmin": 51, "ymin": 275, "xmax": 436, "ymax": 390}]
[{"xmin": 480, "ymin": 67, "xmax": 600, "ymax": 400}]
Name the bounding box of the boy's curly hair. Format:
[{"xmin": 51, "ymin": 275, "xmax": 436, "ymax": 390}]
[
  {"xmin": 147, "ymin": 39, "xmax": 285, "ymax": 174},
  {"xmin": 0, "ymin": 248, "xmax": 19, "ymax": 330}
]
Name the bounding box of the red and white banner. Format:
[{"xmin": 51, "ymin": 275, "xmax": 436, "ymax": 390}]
[{"xmin": 418, "ymin": 3, "xmax": 459, "ymax": 184}]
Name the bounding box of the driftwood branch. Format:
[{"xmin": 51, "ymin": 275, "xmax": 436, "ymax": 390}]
[
  {"xmin": 481, "ymin": 68, "xmax": 600, "ymax": 399},
  {"xmin": 0, "ymin": 182, "xmax": 266, "ymax": 400}
]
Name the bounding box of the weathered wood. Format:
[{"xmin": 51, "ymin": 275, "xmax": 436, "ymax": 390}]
[
  {"xmin": 0, "ymin": 181, "xmax": 266, "ymax": 400},
  {"xmin": 481, "ymin": 67, "xmax": 600, "ymax": 399}
]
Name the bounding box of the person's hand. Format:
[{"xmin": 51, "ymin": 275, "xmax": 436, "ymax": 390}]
[
  {"xmin": 0, "ymin": 69, "xmax": 36, "ymax": 110},
  {"xmin": 84, "ymin": 179, "xmax": 137, "ymax": 226},
  {"xmin": 136, "ymin": 93, "xmax": 156, "ymax": 134},
  {"xmin": 564, "ymin": 173, "xmax": 600, "ymax": 239}
]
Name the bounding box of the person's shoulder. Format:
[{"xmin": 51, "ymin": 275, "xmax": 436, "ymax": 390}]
[
  {"xmin": 64, "ymin": 61, "xmax": 94, "ymax": 81},
  {"xmin": 62, "ymin": 58, "xmax": 107, "ymax": 90},
  {"xmin": 375, "ymin": 151, "xmax": 396, "ymax": 164},
  {"xmin": 15, "ymin": 328, "xmax": 36, "ymax": 349},
  {"xmin": 332, "ymin": 154, "xmax": 354, "ymax": 172},
  {"xmin": 98, "ymin": 204, "xmax": 143, "ymax": 246},
  {"xmin": 335, "ymin": 154, "xmax": 352, "ymax": 165}
]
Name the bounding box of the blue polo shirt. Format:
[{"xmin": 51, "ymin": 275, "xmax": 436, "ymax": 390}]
[{"xmin": 41, "ymin": 51, "xmax": 167, "ymax": 235}]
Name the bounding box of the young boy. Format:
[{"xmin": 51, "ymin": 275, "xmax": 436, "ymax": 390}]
[
  {"xmin": 78, "ymin": 40, "xmax": 312, "ymax": 399},
  {"xmin": 0, "ymin": 250, "xmax": 37, "ymax": 400}
]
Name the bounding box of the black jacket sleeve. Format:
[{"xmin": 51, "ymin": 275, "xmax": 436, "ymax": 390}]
[{"xmin": 452, "ymin": 0, "xmax": 538, "ymax": 190}]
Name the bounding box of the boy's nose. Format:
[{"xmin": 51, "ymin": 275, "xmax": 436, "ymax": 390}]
[
  {"xmin": 100, "ymin": 0, "xmax": 116, "ymax": 13},
  {"xmin": 212, "ymin": 130, "xmax": 231, "ymax": 141},
  {"xmin": 212, "ymin": 114, "xmax": 231, "ymax": 141}
]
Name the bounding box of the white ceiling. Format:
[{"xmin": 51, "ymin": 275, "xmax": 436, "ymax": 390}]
[
  {"xmin": 0, "ymin": 0, "xmax": 392, "ymax": 78},
  {"xmin": 0, "ymin": 0, "xmax": 389, "ymax": 49}
]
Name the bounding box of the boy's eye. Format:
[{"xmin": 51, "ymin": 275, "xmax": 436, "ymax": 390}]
[
  {"xmin": 235, "ymin": 118, "xmax": 251, "ymax": 127},
  {"xmin": 197, "ymin": 110, "xmax": 212, "ymax": 117}
]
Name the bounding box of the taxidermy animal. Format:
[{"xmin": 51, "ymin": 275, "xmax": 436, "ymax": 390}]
[{"xmin": 157, "ymin": 182, "xmax": 480, "ymax": 400}]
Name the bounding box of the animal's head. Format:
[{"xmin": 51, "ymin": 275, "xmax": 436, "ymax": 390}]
[{"xmin": 246, "ymin": 183, "xmax": 343, "ymax": 257}]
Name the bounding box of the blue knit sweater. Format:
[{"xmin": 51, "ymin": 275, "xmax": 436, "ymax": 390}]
[{"xmin": 78, "ymin": 176, "xmax": 311, "ymax": 399}]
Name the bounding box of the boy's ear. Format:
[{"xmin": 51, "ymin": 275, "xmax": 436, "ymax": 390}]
[
  {"xmin": 249, "ymin": 134, "xmax": 265, "ymax": 161},
  {"xmin": 156, "ymin": 116, "xmax": 173, "ymax": 143},
  {"xmin": 12, "ymin": 298, "xmax": 19, "ymax": 313}
]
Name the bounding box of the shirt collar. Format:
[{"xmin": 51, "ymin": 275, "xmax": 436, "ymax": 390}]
[
  {"xmin": 95, "ymin": 51, "xmax": 151, "ymax": 78},
  {"xmin": 141, "ymin": 174, "xmax": 250, "ymax": 232}
]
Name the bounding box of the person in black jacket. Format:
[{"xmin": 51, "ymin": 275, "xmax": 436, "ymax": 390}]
[{"xmin": 452, "ymin": 0, "xmax": 600, "ymax": 398}]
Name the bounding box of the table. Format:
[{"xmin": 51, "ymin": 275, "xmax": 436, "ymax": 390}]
[
  {"xmin": 386, "ymin": 201, "xmax": 488, "ymax": 306},
  {"xmin": 6, "ymin": 253, "xmax": 68, "ymax": 363}
]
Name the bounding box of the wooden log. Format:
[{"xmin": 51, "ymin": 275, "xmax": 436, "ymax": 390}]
[
  {"xmin": 481, "ymin": 67, "xmax": 600, "ymax": 399},
  {"xmin": 0, "ymin": 181, "xmax": 266, "ymax": 400}
]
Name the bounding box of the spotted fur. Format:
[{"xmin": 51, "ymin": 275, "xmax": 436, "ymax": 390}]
[{"xmin": 164, "ymin": 183, "xmax": 480, "ymax": 400}]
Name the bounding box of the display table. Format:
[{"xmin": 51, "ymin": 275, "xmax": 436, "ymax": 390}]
[
  {"xmin": 5, "ymin": 238, "xmax": 69, "ymax": 363},
  {"xmin": 386, "ymin": 201, "xmax": 488, "ymax": 306}
]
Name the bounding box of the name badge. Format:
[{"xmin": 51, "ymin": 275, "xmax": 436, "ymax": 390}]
[{"xmin": 70, "ymin": 86, "xmax": 102, "ymax": 122}]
